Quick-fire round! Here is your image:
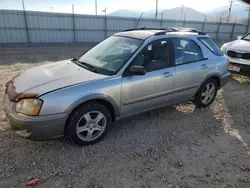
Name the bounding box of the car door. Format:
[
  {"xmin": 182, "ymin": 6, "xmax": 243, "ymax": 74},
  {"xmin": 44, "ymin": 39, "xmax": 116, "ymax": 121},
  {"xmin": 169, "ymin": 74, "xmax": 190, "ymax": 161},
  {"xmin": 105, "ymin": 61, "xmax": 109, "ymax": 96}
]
[
  {"xmin": 120, "ymin": 39, "xmax": 175, "ymax": 117},
  {"xmin": 170, "ymin": 38, "xmax": 210, "ymax": 103}
]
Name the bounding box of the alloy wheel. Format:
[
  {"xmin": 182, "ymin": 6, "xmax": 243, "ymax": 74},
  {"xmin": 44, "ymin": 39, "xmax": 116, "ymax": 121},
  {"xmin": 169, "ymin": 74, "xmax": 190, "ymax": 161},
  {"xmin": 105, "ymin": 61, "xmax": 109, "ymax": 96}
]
[
  {"xmin": 201, "ymin": 83, "xmax": 216, "ymax": 104},
  {"xmin": 76, "ymin": 111, "xmax": 107, "ymax": 141}
]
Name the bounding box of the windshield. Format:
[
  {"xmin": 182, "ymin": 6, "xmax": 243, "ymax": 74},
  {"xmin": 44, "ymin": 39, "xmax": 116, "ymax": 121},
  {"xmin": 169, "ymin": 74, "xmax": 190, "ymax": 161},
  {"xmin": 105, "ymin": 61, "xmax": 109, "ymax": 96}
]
[
  {"xmin": 242, "ymin": 33, "xmax": 250, "ymax": 41},
  {"xmin": 78, "ymin": 36, "xmax": 143, "ymax": 75}
]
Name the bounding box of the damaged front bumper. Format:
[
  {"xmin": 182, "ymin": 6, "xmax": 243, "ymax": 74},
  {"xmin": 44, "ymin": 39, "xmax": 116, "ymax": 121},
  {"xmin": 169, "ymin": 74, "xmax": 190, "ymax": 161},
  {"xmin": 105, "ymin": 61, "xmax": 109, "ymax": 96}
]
[{"xmin": 3, "ymin": 94, "xmax": 67, "ymax": 141}]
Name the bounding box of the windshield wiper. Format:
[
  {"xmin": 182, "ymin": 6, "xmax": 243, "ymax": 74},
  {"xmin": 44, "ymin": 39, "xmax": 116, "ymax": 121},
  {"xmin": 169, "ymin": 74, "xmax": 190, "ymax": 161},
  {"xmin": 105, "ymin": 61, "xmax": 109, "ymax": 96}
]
[{"xmin": 77, "ymin": 61, "xmax": 97, "ymax": 73}]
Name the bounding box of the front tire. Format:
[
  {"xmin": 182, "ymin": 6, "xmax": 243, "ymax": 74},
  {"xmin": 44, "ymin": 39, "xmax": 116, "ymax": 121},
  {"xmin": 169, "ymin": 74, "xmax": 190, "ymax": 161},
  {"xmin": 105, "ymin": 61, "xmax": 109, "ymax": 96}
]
[
  {"xmin": 193, "ymin": 79, "xmax": 218, "ymax": 108},
  {"xmin": 66, "ymin": 102, "xmax": 112, "ymax": 146}
]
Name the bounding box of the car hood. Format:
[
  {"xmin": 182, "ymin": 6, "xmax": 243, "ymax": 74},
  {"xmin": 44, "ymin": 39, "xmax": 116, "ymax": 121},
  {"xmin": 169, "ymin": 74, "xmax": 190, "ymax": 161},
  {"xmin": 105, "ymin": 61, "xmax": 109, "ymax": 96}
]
[
  {"xmin": 226, "ymin": 40, "xmax": 250, "ymax": 52},
  {"xmin": 14, "ymin": 59, "xmax": 107, "ymax": 95}
]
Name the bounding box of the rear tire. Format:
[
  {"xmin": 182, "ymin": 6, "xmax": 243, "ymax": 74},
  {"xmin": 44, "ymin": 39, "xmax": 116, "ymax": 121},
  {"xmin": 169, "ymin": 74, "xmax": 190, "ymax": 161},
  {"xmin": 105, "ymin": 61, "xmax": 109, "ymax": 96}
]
[
  {"xmin": 193, "ymin": 79, "xmax": 218, "ymax": 108},
  {"xmin": 66, "ymin": 102, "xmax": 112, "ymax": 146}
]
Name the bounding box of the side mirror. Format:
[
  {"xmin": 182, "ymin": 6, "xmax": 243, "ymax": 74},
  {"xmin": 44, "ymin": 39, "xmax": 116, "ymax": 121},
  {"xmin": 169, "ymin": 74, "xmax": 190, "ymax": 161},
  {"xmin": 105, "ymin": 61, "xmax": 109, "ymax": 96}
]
[
  {"xmin": 71, "ymin": 57, "xmax": 78, "ymax": 62},
  {"xmin": 237, "ymin": 36, "xmax": 242, "ymax": 40},
  {"xmin": 129, "ymin": 66, "xmax": 146, "ymax": 75}
]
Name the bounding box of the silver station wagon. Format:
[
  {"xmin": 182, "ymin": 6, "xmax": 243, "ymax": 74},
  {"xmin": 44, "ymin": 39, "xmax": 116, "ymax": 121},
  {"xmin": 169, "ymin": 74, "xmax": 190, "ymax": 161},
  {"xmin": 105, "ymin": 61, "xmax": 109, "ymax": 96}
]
[{"xmin": 3, "ymin": 28, "xmax": 230, "ymax": 145}]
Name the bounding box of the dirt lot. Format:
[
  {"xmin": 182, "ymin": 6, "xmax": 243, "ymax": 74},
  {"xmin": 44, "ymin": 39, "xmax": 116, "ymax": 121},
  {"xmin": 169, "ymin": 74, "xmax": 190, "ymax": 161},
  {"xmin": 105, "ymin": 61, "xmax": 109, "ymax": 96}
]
[{"xmin": 0, "ymin": 45, "xmax": 250, "ymax": 188}]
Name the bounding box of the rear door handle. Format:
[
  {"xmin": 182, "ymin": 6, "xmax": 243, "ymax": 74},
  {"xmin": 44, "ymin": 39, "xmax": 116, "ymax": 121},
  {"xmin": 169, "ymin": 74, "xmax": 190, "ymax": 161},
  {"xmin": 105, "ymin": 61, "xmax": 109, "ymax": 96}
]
[{"xmin": 162, "ymin": 72, "xmax": 172, "ymax": 78}]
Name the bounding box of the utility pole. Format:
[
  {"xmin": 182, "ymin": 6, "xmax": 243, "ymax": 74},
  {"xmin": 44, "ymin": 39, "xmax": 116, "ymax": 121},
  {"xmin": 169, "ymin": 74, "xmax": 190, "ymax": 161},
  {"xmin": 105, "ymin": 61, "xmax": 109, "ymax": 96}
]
[
  {"xmin": 103, "ymin": 7, "xmax": 106, "ymax": 16},
  {"xmin": 246, "ymin": 6, "xmax": 250, "ymax": 33},
  {"xmin": 95, "ymin": 0, "xmax": 97, "ymax": 15},
  {"xmin": 228, "ymin": 0, "xmax": 234, "ymax": 23},
  {"xmin": 22, "ymin": 0, "xmax": 26, "ymax": 12},
  {"xmin": 72, "ymin": 4, "xmax": 76, "ymax": 42},
  {"xmin": 180, "ymin": 5, "xmax": 184, "ymax": 20},
  {"xmin": 246, "ymin": 6, "xmax": 250, "ymax": 25},
  {"xmin": 103, "ymin": 7, "xmax": 107, "ymax": 38},
  {"xmin": 22, "ymin": 0, "xmax": 30, "ymax": 43},
  {"xmin": 155, "ymin": 0, "xmax": 158, "ymax": 19}
]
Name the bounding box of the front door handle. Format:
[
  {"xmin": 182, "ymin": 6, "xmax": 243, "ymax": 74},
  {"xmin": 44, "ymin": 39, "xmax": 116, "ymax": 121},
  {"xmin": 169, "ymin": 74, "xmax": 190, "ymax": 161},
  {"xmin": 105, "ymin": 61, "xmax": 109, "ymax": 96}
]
[
  {"xmin": 201, "ymin": 64, "xmax": 208, "ymax": 69},
  {"xmin": 162, "ymin": 72, "xmax": 172, "ymax": 78}
]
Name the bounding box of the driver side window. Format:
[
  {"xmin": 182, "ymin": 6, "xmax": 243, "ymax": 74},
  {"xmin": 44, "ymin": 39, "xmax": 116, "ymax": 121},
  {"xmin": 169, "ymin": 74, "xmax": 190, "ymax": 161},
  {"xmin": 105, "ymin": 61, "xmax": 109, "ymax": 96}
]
[{"xmin": 131, "ymin": 39, "xmax": 170, "ymax": 72}]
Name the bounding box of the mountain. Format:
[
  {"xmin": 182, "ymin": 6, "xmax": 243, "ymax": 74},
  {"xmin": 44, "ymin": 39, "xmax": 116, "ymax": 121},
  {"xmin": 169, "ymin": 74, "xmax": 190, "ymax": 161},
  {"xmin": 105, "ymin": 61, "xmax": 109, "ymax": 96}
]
[
  {"xmin": 205, "ymin": 4, "xmax": 249, "ymax": 22},
  {"xmin": 158, "ymin": 7, "xmax": 206, "ymax": 21},
  {"xmin": 108, "ymin": 9, "xmax": 142, "ymax": 17},
  {"xmin": 109, "ymin": 7, "xmax": 206, "ymax": 21},
  {"xmin": 108, "ymin": 5, "xmax": 249, "ymax": 23},
  {"xmin": 108, "ymin": 9, "xmax": 162, "ymax": 18}
]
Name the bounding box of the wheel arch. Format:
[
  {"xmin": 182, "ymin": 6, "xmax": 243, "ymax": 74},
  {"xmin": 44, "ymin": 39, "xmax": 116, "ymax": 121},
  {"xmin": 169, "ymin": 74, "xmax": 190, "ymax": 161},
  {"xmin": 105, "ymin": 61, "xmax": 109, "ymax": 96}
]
[
  {"xmin": 64, "ymin": 94, "xmax": 120, "ymax": 135},
  {"xmin": 196, "ymin": 73, "xmax": 221, "ymax": 95}
]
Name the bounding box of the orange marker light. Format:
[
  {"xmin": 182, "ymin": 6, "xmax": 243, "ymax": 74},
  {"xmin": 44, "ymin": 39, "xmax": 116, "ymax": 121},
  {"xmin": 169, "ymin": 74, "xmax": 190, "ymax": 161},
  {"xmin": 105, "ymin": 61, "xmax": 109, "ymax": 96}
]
[{"xmin": 33, "ymin": 104, "xmax": 41, "ymax": 115}]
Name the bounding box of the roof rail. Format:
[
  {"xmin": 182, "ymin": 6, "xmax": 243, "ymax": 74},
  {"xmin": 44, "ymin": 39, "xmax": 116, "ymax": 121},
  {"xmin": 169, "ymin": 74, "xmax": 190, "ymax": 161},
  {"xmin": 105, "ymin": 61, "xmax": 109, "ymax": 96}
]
[
  {"xmin": 154, "ymin": 27, "xmax": 206, "ymax": 35},
  {"xmin": 123, "ymin": 27, "xmax": 166, "ymax": 31},
  {"xmin": 123, "ymin": 27, "xmax": 206, "ymax": 35},
  {"xmin": 170, "ymin": 27, "xmax": 206, "ymax": 35}
]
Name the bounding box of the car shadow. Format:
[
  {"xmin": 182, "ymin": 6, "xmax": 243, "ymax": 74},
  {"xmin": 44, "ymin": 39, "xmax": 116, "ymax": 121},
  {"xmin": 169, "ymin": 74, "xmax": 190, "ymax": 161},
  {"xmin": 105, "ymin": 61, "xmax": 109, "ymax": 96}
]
[{"xmin": 105, "ymin": 102, "xmax": 217, "ymax": 145}]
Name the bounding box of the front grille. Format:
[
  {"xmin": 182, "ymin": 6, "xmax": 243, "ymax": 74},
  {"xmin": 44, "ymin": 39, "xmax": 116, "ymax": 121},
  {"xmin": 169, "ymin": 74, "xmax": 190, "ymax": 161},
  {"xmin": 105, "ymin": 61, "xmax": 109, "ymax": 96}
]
[{"xmin": 227, "ymin": 50, "xmax": 250, "ymax": 59}]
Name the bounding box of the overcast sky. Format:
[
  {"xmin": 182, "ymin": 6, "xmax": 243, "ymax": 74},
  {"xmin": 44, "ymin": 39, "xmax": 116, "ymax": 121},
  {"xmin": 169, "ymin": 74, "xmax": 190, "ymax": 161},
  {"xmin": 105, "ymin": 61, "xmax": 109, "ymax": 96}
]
[{"xmin": 0, "ymin": 0, "xmax": 245, "ymax": 14}]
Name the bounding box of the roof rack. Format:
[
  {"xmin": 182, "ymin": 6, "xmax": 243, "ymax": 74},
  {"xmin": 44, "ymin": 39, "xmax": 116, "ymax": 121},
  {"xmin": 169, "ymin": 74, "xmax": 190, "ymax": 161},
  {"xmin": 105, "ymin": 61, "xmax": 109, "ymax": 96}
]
[
  {"xmin": 123, "ymin": 27, "xmax": 206, "ymax": 35},
  {"xmin": 168, "ymin": 27, "xmax": 206, "ymax": 35},
  {"xmin": 123, "ymin": 27, "xmax": 166, "ymax": 31}
]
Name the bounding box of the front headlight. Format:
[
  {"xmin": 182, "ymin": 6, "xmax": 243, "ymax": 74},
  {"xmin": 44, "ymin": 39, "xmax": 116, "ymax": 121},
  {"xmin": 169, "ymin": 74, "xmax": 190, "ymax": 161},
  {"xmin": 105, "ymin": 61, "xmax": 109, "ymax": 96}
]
[
  {"xmin": 15, "ymin": 99, "xmax": 43, "ymax": 116},
  {"xmin": 220, "ymin": 45, "xmax": 227, "ymax": 54}
]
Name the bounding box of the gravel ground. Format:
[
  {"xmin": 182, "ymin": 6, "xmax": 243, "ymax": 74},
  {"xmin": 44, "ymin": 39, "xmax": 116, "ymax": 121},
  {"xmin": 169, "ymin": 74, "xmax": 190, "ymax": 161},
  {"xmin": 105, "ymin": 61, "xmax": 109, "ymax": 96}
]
[{"xmin": 0, "ymin": 45, "xmax": 250, "ymax": 188}]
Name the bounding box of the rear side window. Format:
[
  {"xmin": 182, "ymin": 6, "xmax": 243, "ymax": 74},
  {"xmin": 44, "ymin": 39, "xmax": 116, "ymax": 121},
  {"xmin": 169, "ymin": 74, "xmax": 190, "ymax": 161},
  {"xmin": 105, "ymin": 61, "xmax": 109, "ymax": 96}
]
[
  {"xmin": 172, "ymin": 38, "xmax": 203, "ymax": 65},
  {"xmin": 199, "ymin": 38, "xmax": 223, "ymax": 56}
]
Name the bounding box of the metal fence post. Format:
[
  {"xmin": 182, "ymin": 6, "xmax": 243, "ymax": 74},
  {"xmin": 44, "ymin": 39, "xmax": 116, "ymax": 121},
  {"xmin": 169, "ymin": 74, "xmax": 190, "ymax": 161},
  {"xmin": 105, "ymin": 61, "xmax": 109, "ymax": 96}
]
[
  {"xmin": 160, "ymin": 12, "xmax": 163, "ymax": 27},
  {"xmin": 22, "ymin": 0, "xmax": 30, "ymax": 43},
  {"xmin": 230, "ymin": 19, "xmax": 237, "ymax": 40},
  {"xmin": 216, "ymin": 17, "xmax": 222, "ymax": 41},
  {"xmin": 202, "ymin": 16, "xmax": 206, "ymax": 31},
  {"xmin": 135, "ymin": 13, "xmax": 143, "ymax": 28},
  {"xmin": 72, "ymin": 5, "xmax": 76, "ymax": 42},
  {"xmin": 246, "ymin": 8, "xmax": 250, "ymax": 34},
  {"xmin": 105, "ymin": 12, "xmax": 107, "ymax": 38},
  {"xmin": 246, "ymin": 23, "xmax": 250, "ymax": 34},
  {"xmin": 102, "ymin": 7, "xmax": 107, "ymax": 39},
  {"xmin": 183, "ymin": 14, "xmax": 186, "ymax": 27}
]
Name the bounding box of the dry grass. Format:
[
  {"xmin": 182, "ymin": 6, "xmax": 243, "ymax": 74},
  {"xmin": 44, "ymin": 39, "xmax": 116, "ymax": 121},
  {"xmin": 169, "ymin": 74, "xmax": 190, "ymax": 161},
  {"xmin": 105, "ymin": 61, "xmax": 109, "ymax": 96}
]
[{"xmin": 232, "ymin": 74, "xmax": 250, "ymax": 84}]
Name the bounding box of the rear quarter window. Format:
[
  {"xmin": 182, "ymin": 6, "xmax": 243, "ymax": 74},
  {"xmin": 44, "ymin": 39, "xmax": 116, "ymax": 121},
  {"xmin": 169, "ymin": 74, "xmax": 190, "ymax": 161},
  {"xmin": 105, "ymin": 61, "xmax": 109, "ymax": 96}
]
[{"xmin": 198, "ymin": 38, "xmax": 223, "ymax": 56}]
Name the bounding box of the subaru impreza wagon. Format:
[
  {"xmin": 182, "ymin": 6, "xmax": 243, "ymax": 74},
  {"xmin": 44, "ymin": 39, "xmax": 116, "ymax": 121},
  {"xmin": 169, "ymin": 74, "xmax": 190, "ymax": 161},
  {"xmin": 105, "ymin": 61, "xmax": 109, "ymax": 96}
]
[{"xmin": 3, "ymin": 28, "xmax": 230, "ymax": 145}]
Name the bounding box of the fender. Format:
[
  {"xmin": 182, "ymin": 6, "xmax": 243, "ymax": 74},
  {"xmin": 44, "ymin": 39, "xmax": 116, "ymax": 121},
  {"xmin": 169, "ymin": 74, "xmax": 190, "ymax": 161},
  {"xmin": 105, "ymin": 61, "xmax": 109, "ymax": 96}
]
[
  {"xmin": 195, "ymin": 72, "xmax": 221, "ymax": 93},
  {"xmin": 66, "ymin": 93, "xmax": 120, "ymax": 119}
]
